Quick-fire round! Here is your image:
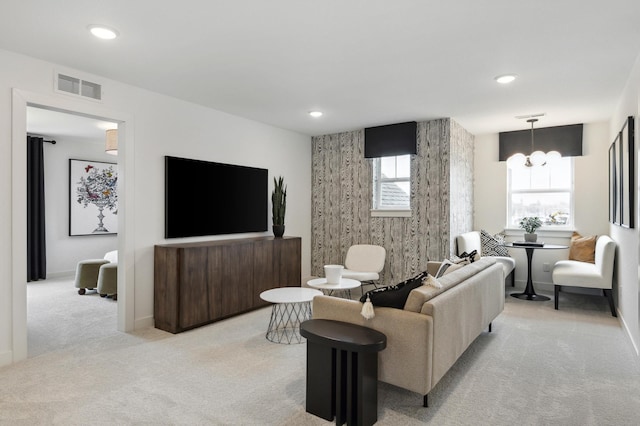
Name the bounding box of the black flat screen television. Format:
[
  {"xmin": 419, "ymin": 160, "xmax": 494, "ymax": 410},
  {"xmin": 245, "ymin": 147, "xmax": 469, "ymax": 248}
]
[{"xmin": 165, "ymin": 156, "xmax": 268, "ymax": 238}]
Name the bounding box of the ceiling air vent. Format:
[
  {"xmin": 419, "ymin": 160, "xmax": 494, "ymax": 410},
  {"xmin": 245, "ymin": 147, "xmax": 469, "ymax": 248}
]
[{"xmin": 56, "ymin": 73, "xmax": 102, "ymax": 101}]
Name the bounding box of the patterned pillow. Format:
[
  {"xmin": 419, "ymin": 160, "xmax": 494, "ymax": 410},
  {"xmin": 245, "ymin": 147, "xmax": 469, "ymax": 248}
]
[
  {"xmin": 359, "ymin": 271, "xmax": 429, "ymax": 309},
  {"xmin": 480, "ymin": 229, "xmax": 510, "ymax": 257},
  {"xmin": 435, "ymin": 258, "xmax": 468, "ymax": 278},
  {"xmin": 453, "ymin": 249, "xmax": 480, "ymax": 263}
]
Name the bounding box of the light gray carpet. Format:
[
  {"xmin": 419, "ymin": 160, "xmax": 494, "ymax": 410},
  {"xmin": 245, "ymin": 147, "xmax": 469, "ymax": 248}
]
[{"xmin": 1, "ymin": 278, "xmax": 639, "ymax": 425}]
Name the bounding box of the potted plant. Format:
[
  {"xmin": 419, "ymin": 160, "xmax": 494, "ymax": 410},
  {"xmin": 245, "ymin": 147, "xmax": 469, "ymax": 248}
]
[
  {"xmin": 519, "ymin": 216, "xmax": 543, "ymax": 242},
  {"xmin": 272, "ymin": 176, "xmax": 286, "ymax": 238}
]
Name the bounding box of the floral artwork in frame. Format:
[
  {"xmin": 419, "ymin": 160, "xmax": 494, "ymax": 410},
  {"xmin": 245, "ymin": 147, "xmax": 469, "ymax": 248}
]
[{"xmin": 69, "ymin": 159, "xmax": 118, "ymax": 236}]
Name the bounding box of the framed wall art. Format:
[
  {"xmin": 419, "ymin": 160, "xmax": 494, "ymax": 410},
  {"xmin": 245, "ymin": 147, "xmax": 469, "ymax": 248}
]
[
  {"xmin": 620, "ymin": 116, "xmax": 635, "ymax": 228},
  {"xmin": 609, "ymin": 139, "xmax": 618, "ymax": 225},
  {"xmin": 69, "ymin": 159, "xmax": 118, "ymax": 236}
]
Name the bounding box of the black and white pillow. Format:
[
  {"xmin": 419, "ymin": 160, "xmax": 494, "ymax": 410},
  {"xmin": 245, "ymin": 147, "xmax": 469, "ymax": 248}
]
[
  {"xmin": 480, "ymin": 229, "xmax": 510, "ymax": 257},
  {"xmin": 453, "ymin": 249, "xmax": 479, "ymax": 263},
  {"xmin": 359, "ymin": 271, "xmax": 428, "ymax": 309}
]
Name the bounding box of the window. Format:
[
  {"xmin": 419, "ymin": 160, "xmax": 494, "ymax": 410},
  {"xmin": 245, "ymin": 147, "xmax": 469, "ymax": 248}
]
[
  {"xmin": 372, "ymin": 154, "xmax": 411, "ymax": 212},
  {"xmin": 507, "ymin": 157, "xmax": 573, "ymax": 228}
]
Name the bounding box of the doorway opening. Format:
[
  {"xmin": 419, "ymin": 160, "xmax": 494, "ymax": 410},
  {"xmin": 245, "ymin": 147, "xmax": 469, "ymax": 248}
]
[
  {"xmin": 11, "ymin": 88, "xmax": 135, "ymax": 363},
  {"xmin": 26, "ymin": 106, "xmax": 120, "ymax": 357}
]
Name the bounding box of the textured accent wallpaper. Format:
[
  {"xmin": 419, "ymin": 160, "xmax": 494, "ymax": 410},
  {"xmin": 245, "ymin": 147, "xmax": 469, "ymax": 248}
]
[{"xmin": 311, "ymin": 118, "xmax": 474, "ymax": 285}]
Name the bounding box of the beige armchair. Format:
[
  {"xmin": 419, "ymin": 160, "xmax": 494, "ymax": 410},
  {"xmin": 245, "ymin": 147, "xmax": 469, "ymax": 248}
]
[
  {"xmin": 552, "ymin": 235, "xmax": 616, "ymax": 316},
  {"xmin": 456, "ymin": 231, "xmax": 515, "ymax": 286},
  {"xmin": 341, "ymin": 244, "xmax": 386, "ymax": 290}
]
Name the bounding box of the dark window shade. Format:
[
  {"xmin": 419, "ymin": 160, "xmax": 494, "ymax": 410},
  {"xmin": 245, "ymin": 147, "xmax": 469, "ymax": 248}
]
[
  {"xmin": 499, "ymin": 123, "xmax": 583, "ymax": 161},
  {"xmin": 365, "ymin": 121, "xmax": 417, "ymax": 158}
]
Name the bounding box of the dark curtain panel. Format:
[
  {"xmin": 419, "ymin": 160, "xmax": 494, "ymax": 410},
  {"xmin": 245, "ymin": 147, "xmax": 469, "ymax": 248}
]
[
  {"xmin": 27, "ymin": 136, "xmax": 47, "ymax": 281},
  {"xmin": 498, "ymin": 123, "xmax": 583, "ymax": 161},
  {"xmin": 364, "ymin": 121, "xmax": 417, "ymax": 158}
]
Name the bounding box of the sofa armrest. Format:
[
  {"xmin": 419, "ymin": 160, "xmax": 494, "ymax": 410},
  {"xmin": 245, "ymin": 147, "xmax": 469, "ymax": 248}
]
[
  {"xmin": 312, "ymin": 295, "xmax": 434, "ymax": 395},
  {"xmin": 421, "ymin": 262, "xmax": 504, "ymax": 388}
]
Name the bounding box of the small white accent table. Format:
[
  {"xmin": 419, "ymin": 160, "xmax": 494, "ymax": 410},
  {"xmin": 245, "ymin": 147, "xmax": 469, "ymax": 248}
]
[
  {"xmin": 306, "ymin": 277, "xmax": 361, "ymax": 299},
  {"xmin": 260, "ymin": 287, "xmax": 323, "ymax": 344}
]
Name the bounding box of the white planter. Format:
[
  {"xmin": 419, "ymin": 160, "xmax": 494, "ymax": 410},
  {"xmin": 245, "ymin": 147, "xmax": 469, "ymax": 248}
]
[{"xmin": 324, "ymin": 264, "xmax": 343, "ymax": 284}]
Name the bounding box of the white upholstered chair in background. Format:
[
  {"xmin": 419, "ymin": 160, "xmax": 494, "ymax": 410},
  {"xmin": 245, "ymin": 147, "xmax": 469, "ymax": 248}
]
[
  {"xmin": 341, "ymin": 244, "xmax": 386, "ymax": 291},
  {"xmin": 456, "ymin": 231, "xmax": 515, "ymax": 286},
  {"xmin": 552, "ymin": 235, "xmax": 616, "ymax": 316}
]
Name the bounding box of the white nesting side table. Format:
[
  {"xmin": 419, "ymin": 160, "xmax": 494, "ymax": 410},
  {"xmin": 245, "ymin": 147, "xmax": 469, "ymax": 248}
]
[
  {"xmin": 306, "ymin": 277, "xmax": 361, "ymax": 299},
  {"xmin": 260, "ymin": 287, "xmax": 323, "ymax": 344}
]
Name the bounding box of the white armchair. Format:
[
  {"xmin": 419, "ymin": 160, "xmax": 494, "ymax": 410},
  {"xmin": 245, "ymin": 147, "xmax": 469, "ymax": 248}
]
[
  {"xmin": 341, "ymin": 244, "xmax": 386, "ymax": 290},
  {"xmin": 552, "ymin": 235, "xmax": 616, "ymax": 316},
  {"xmin": 456, "ymin": 231, "xmax": 515, "ymax": 286}
]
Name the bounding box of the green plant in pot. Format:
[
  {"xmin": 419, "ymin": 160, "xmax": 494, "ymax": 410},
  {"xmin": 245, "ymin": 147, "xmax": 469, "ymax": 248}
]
[
  {"xmin": 272, "ymin": 176, "xmax": 286, "ymax": 238},
  {"xmin": 519, "ymin": 216, "xmax": 542, "ymax": 242}
]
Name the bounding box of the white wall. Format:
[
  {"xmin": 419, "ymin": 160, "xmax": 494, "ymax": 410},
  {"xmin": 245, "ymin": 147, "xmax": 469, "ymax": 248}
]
[
  {"xmin": 609, "ymin": 52, "xmax": 640, "ymax": 355},
  {"xmin": 474, "ymin": 122, "xmax": 611, "ymax": 288},
  {"xmin": 43, "ymin": 136, "xmax": 118, "ymax": 277},
  {"xmin": 0, "ymin": 48, "xmax": 312, "ymax": 366}
]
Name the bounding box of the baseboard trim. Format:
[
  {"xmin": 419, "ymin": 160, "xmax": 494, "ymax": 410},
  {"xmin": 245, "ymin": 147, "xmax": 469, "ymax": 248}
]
[
  {"xmin": 0, "ymin": 350, "xmax": 13, "ymax": 367},
  {"xmin": 134, "ymin": 316, "xmax": 154, "ymax": 330},
  {"xmin": 618, "ymin": 309, "xmax": 640, "ymax": 356}
]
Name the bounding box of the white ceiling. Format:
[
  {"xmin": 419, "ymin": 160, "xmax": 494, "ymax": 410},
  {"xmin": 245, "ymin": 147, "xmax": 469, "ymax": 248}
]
[
  {"xmin": 5, "ymin": 0, "xmax": 640, "ymax": 137},
  {"xmin": 27, "ymin": 107, "xmax": 116, "ymax": 142}
]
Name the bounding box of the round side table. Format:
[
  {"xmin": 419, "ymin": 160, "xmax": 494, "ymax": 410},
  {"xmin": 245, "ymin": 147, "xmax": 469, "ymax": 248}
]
[{"xmin": 259, "ymin": 287, "xmax": 323, "ymax": 344}]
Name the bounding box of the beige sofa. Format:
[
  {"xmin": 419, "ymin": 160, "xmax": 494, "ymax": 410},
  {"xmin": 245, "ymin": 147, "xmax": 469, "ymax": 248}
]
[{"xmin": 312, "ymin": 257, "xmax": 504, "ymax": 406}]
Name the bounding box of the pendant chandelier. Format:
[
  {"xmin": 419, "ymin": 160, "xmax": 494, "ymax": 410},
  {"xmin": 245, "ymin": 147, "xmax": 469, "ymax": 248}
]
[{"xmin": 507, "ymin": 118, "xmax": 561, "ymax": 169}]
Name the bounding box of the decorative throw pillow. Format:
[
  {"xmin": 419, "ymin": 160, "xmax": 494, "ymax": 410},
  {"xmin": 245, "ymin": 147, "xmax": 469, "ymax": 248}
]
[
  {"xmin": 455, "ymin": 249, "xmax": 480, "ymax": 263},
  {"xmin": 435, "ymin": 259, "xmax": 468, "ymax": 278},
  {"xmin": 480, "ymin": 229, "xmax": 510, "ymax": 257},
  {"xmin": 569, "ymin": 231, "xmax": 596, "ymax": 263},
  {"xmin": 359, "ymin": 271, "xmax": 429, "ymax": 309},
  {"xmin": 424, "ymin": 274, "xmax": 442, "ymax": 289}
]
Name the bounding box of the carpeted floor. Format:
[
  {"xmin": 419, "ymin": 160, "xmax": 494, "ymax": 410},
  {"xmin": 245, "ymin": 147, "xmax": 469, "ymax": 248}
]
[{"xmin": 1, "ymin": 277, "xmax": 639, "ymax": 425}]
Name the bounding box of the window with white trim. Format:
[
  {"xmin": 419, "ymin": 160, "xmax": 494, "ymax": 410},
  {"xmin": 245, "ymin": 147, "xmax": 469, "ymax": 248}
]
[
  {"xmin": 507, "ymin": 157, "xmax": 574, "ymax": 228},
  {"xmin": 372, "ymin": 154, "xmax": 411, "ymax": 211}
]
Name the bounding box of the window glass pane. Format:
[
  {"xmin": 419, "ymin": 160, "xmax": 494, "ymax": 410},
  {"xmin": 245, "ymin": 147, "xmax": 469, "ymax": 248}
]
[
  {"xmin": 509, "ymin": 192, "xmax": 571, "ymax": 227},
  {"xmin": 507, "ymin": 157, "xmax": 573, "ymax": 227},
  {"xmin": 379, "ymin": 182, "xmax": 410, "ymax": 207},
  {"xmin": 373, "ymin": 155, "xmax": 411, "ymax": 210},
  {"xmin": 396, "ymin": 155, "xmax": 410, "ymax": 178},
  {"xmin": 380, "ymin": 157, "xmax": 397, "ymax": 178},
  {"xmin": 510, "ymin": 157, "xmax": 571, "ymax": 190},
  {"xmin": 380, "ymin": 155, "xmax": 410, "ymax": 179}
]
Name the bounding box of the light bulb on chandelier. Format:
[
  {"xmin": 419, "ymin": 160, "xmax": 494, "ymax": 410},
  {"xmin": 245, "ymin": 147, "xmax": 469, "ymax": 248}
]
[{"xmin": 507, "ymin": 118, "xmax": 561, "ymax": 169}]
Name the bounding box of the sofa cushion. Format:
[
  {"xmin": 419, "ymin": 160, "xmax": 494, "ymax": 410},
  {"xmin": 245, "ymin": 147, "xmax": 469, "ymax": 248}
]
[
  {"xmin": 480, "ymin": 229, "xmax": 510, "ymax": 257},
  {"xmin": 404, "ymin": 257, "xmax": 497, "ymax": 312},
  {"xmin": 359, "ymin": 271, "xmax": 428, "ymax": 309},
  {"xmin": 569, "ymin": 231, "xmax": 596, "ymax": 263}
]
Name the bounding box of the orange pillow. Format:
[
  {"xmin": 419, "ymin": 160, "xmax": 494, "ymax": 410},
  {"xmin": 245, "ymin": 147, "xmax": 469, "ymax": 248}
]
[{"xmin": 569, "ymin": 232, "xmax": 596, "ymax": 263}]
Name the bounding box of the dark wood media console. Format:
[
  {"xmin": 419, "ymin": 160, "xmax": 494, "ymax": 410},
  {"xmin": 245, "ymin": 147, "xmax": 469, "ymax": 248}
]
[{"xmin": 154, "ymin": 236, "xmax": 301, "ymax": 333}]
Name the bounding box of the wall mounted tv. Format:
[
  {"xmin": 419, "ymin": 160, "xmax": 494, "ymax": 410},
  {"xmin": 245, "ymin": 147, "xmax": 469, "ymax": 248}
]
[{"xmin": 165, "ymin": 156, "xmax": 268, "ymax": 238}]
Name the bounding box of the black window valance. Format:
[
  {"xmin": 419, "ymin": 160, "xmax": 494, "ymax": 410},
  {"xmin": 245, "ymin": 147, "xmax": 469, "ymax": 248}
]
[
  {"xmin": 499, "ymin": 123, "xmax": 583, "ymax": 161},
  {"xmin": 365, "ymin": 121, "xmax": 417, "ymax": 158}
]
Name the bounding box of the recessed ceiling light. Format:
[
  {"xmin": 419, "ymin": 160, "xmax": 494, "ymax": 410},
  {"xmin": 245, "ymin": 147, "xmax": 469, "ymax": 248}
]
[
  {"xmin": 88, "ymin": 25, "xmax": 119, "ymax": 40},
  {"xmin": 309, "ymin": 111, "xmax": 323, "ymax": 118},
  {"xmin": 495, "ymin": 74, "xmax": 517, "ymax": 84}
]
